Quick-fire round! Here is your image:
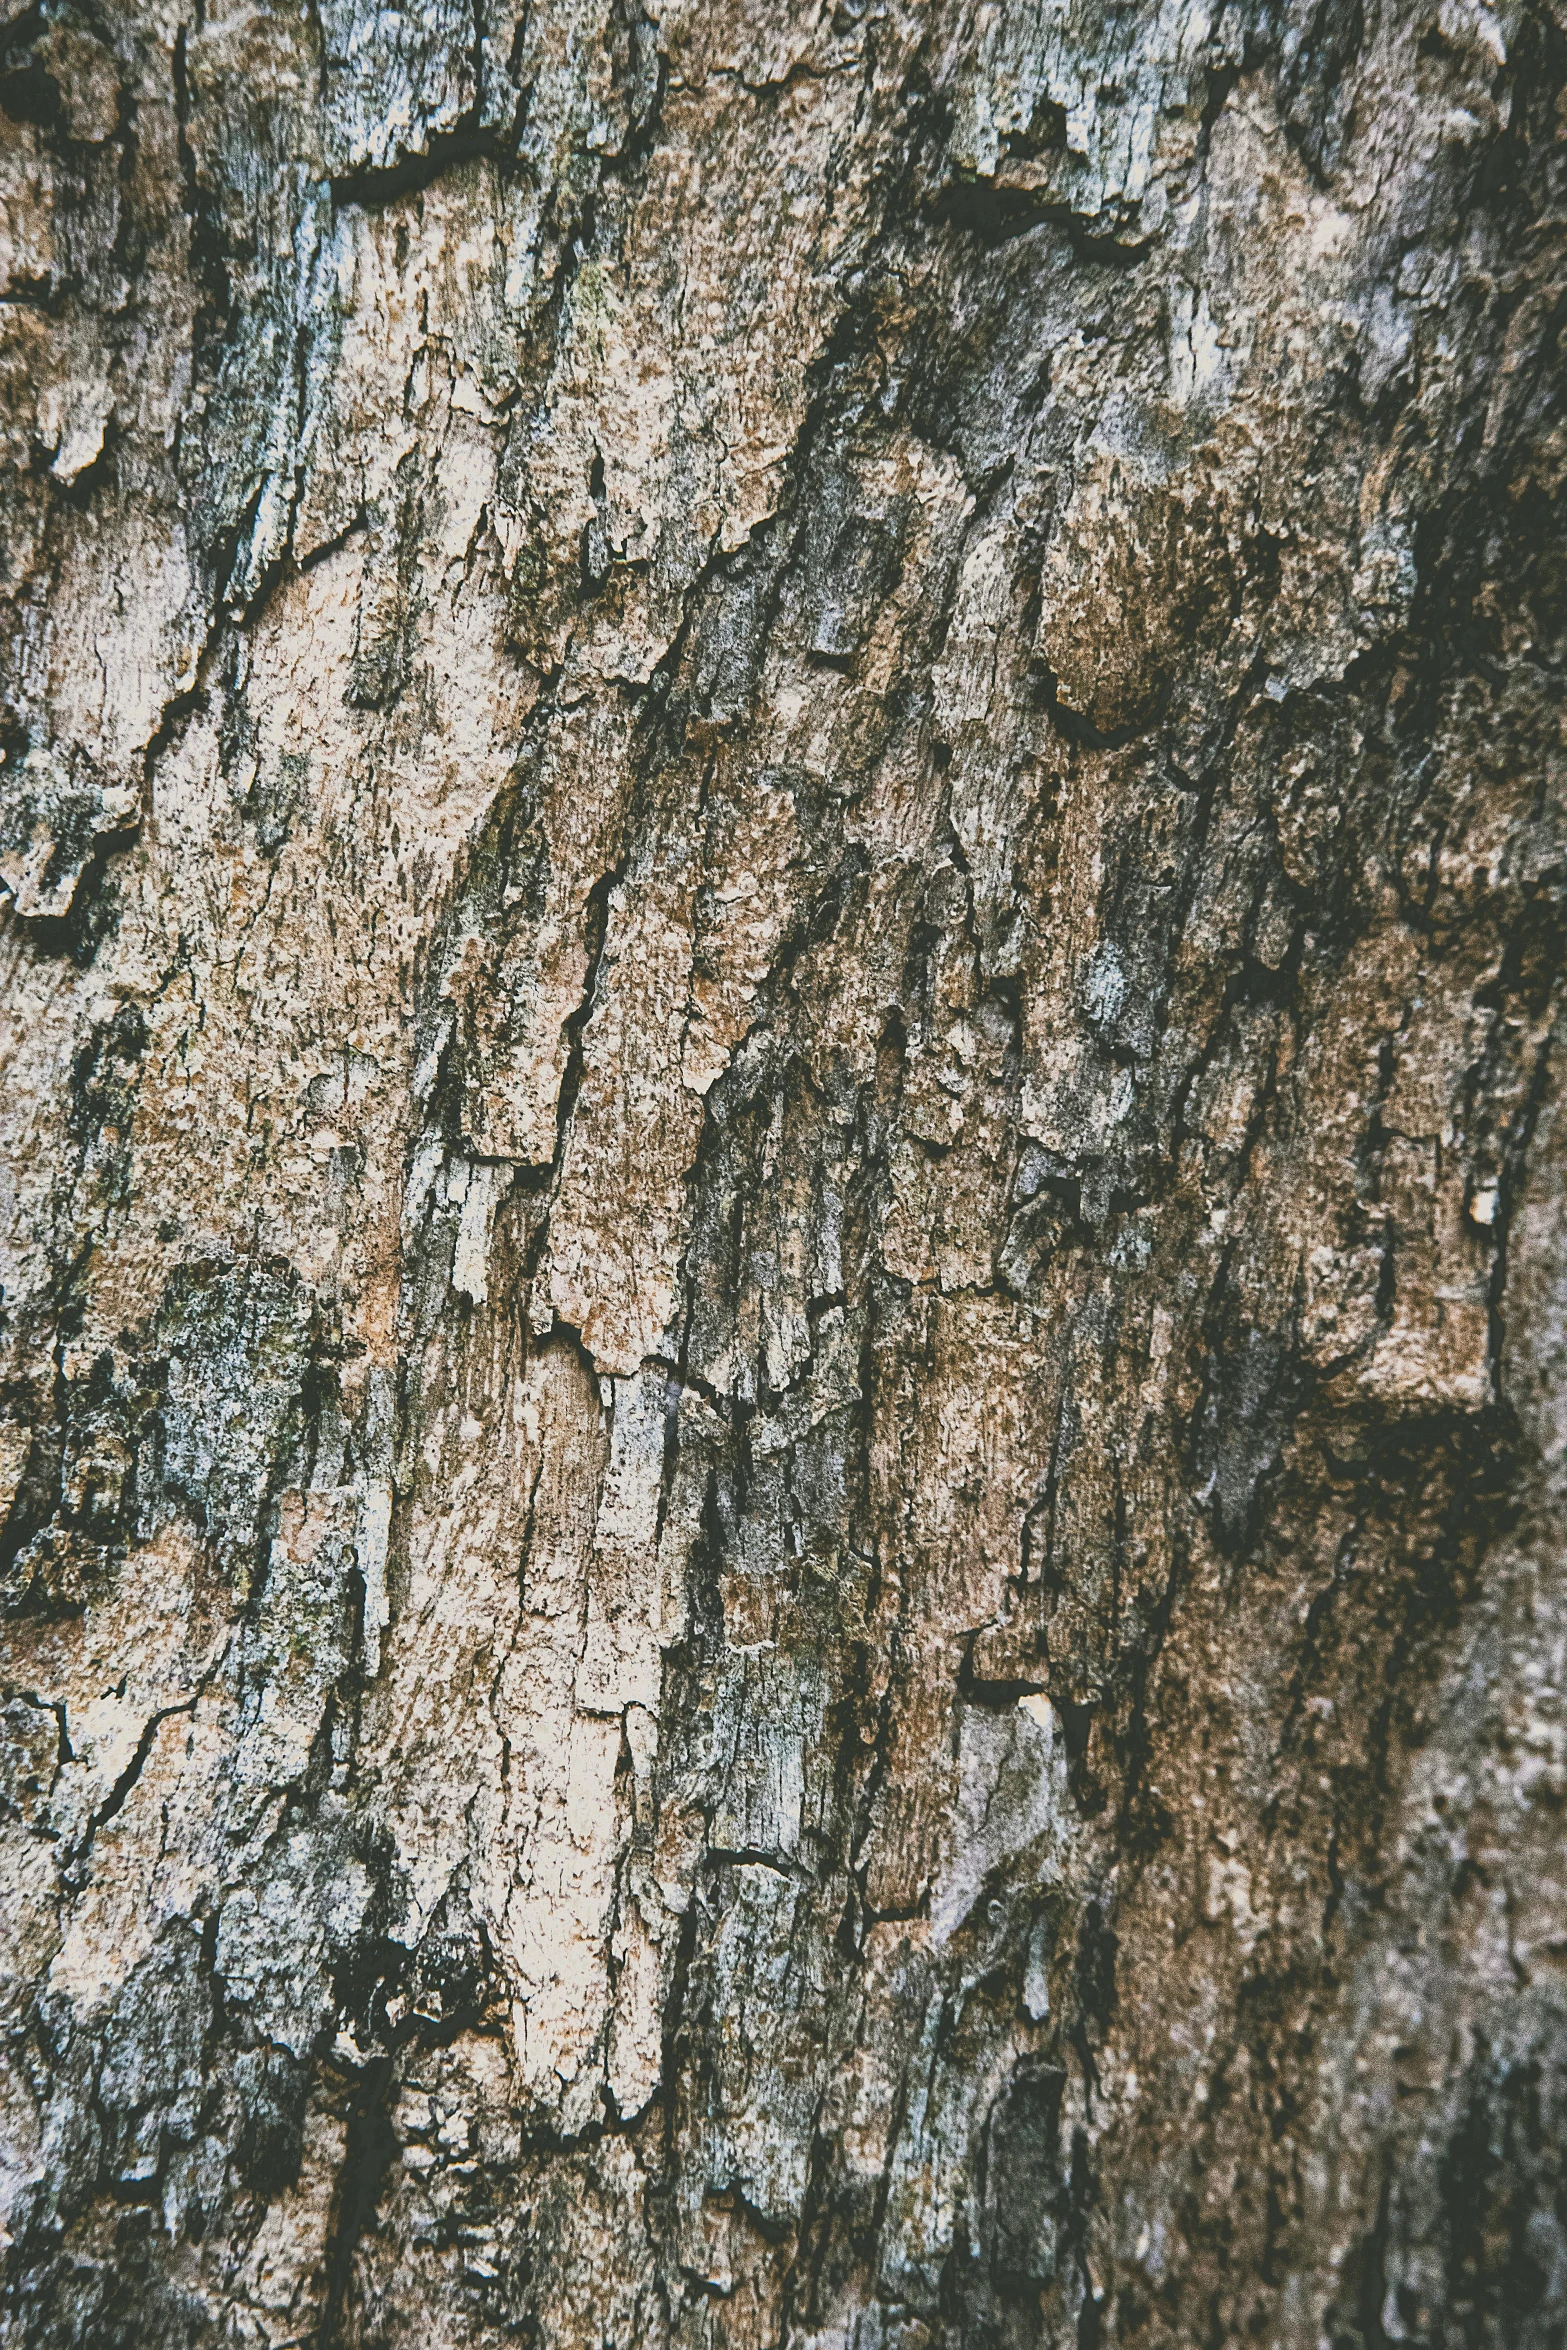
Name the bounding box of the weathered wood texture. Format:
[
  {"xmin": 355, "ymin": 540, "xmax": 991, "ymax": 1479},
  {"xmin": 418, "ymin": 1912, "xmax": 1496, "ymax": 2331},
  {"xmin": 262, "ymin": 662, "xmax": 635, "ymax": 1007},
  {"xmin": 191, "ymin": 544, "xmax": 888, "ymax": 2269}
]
[{"xmin": 1, "ymin": 1, "xmax": 1565, "ymax": 2342}]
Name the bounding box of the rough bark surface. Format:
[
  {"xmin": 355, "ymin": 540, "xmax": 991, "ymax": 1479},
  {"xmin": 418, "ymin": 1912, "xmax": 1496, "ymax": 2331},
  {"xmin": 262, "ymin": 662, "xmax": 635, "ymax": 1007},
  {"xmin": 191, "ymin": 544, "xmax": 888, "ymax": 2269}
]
[{"xmin": 1, "ymin": 0, "xmax": 1565, "ymax": 2343}]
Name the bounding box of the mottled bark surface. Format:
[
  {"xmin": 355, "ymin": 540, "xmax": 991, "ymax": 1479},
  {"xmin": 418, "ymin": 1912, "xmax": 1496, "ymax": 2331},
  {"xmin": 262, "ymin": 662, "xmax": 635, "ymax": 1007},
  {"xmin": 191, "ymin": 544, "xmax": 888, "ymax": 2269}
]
[{"xmin": 1, "ymin": 0, "xmax": 1565, "ymax": 2343}]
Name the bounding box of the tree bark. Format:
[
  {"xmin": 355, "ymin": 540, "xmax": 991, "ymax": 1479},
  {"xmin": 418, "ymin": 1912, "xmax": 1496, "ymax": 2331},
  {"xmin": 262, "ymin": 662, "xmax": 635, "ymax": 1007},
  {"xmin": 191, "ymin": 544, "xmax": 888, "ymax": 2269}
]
[{"xmin": 1, "ymin": 1, "xmax": 1565, "ymax": 2343}]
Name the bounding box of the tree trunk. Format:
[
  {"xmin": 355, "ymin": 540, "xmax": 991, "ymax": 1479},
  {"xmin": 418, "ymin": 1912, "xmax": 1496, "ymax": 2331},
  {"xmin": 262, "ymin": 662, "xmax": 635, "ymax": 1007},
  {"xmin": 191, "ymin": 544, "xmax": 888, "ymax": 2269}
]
[{"xmin": 2, "ymin": 2, "xmax": 1565, "ymax": 2343}]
